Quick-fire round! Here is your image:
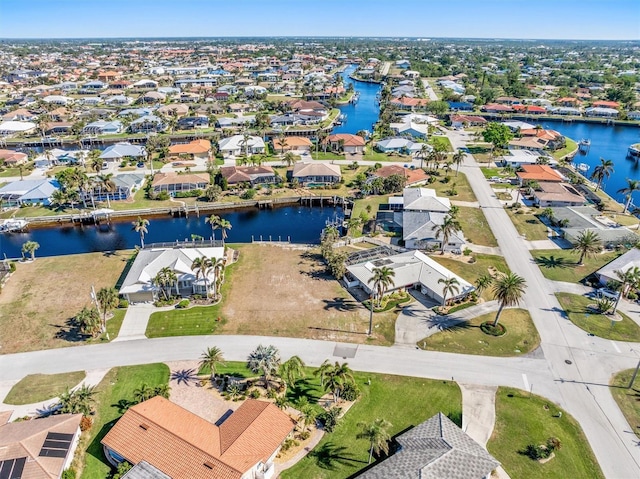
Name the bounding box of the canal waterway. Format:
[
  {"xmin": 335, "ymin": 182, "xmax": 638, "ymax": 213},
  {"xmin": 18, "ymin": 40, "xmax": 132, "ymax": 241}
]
[
  {"xmin": 0, "ymin": 205, "xmax": 343, "ymax": 258},
  {"xmin": 541, "ymin": 122, "xmax": 640, "ymax": 206},
  {"xmin": 332, "ymin": 65, "xmax": 382, "ymax": 135}
]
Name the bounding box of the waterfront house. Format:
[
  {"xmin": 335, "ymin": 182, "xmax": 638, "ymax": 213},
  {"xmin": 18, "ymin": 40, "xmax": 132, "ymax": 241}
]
[
  {"xmin": 0, "ymin": 413, "xmax": 82, "ymax": 479},
  {"xmin": 449, "ymin": 114, "xmax": 487, "ymax": 129},
  {"xmin": 0, "ymin": 120, "xmax": 36, "ymax": 137},
  {"xmin": 157, "ymin": 104, "xmax": 190, "ymax": 117},
  {"xmin": 82, "ymin": 120, "xmax": 123, "ymax": 135},
  {"xmin": 0, "ymin": 149, "xmax": 28, "ymax": 165},
  {"xmin": 101, "ymin": 396, "xmax": 294, "ymax": 479},
  {"xmin": 168, "ymin": 139, "xmax": 212, "ymax": 161},
  {"xmin": 595, "ymin": 248, "xmax": 640, "ymax": 287},
  {"xmin": 220, "ymin": 165, "xmax": 277, "ymax": 186},
  {"xmin": 530, "ymin": 182, "xmax": 586, "ymax": 207},
  {"xmin": 345, "ymin": 251, "xmax": 473, "ymax": 304},
  {"xmin": 519, "ymin": 128, "xmax": 565, "ymax": 150},
  {"xmin": 272, "ymin": 136, "xmax": 313, "ymax": 154},
  {"xmin": 481, "ymin": 103, "xmax": 513, "ymax": 113},
  {"xmin": 369, "ymin": 165, "xmax": 429, "ymax": 186},
  {"xmin": 326, "ymin": 134, "xmax": 365, "ymax": 154},
  {"xmin": 508, "ymin": 136, "xmax": 548, "ymax": 153},
  {"xmin": 119, "ymin": 247, "xmax": 224, "ymax": 301},
  {"xmin": 0, "ymin": 178, "xmax": 60, "ymax": 207},
  {"xmin": 128, "ymin": 114, "xmax": 165, "ymax": 133},
  {"xmin": 292, "ymin": 162, "xmax": 341, "ymax": 185},
  {"xmin": 516, "ymin": 165, "xmax": 564, "ymax": 186},
  {"xmin": 585, "ymin": 107, "xmax": 619, "ymax": 118},
  {"xmin": 357, "ymin": 412, "xmax": 499, "ymax": 479},
  {"xmin": 100, "ymin": 142, "xmax": 145, "ymax": 161},
  {"xmin": 219, "ymin": 135, "xmax": 265, "ymax": 157},
  {"xmin": 550, "ymin": 206, "xmax": 639, "ymax": 247},
  {"xmin": 177, "ymin": 116, "xmax": 210, "ymax": 129},
  {"xmin": 151, "ymin": 172, "xmax": 209, "ymax": 196},
  {"xmin": 90, "ymin": 173, "xmax": 144, "ymax": 202},
  {"xmin": 390, "ymin": 96, "xmax": 429, "ymax": 112}
]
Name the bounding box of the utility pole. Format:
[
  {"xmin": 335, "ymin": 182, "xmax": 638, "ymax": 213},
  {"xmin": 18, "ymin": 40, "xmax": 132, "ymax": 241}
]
[{"xmin": 368, "ymin": 293, "xmax": 374, "ymax": 336}]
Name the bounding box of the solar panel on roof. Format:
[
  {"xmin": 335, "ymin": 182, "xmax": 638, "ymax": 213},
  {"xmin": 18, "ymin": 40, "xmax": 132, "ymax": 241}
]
[
  {"xmin": 39, "ymin": 432, "xmax": 73, "ymax": 458},
  {"xmin": 42, "ymin": 439, "xmax": 71, "ymax": 449},
  {"xmin": 10, "ymin": 457, "xmax": 25, "ymax": 479},
  {"xmin": 39, "ymin": 448, "xmax": 68, "ymax": 458},
  {"xmin": 0, "ymin": 457, "xmax": 26, "ymax": 479},
  {"xmin": 46, "ymin": 432, "xmax": 74, "ymax": 441}
]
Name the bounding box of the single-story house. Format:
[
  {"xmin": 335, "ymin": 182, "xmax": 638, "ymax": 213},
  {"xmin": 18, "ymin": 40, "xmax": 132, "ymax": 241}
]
[
  {"xmin": 168, "ymin": 139, "xmax": 211, "ymax": 161},
  {"xmin": 219, "ymin": 135, "xmax": 265, "ymax": 157},
  {"xmin": 401, "ymin": 210, "xmax": 466, "ymax": 251},
  {"xmin": 450, "ymin": 114, "xmax": 487, "ymax": 129},
  {"xmin": 220, "ymin": 165, "xmax": 278, "ymax": 186},
  {"xmin": 520, "ymin": 128, "xmax": 565, "ymax": 150},
  {"xmin": 530, "ymin": 182, "xmax": 585, "ymax": 207},
  {"xmin": 151, "ymin": 172, "xmax": 210, "ymax": 196},
  {"xmin": 516, "ymin": 165, "xmax": 564, "ymax": 185},
  {"xmin": 390, "ymin": 97, "xmax": 429, "ymax": 111},
  {"xmin": 0, "ymin": 120, "xmax": 37, "ymax": 136},
  {"xmin": 292, "ymin": 162, "xmax": 341, "ymax": 185},
  {"xmin": 272, "ymin": 136, "xmax": 313, "ymax": 153},
  {"xmin": 0, "ymin": 179, "xmax": 60, "ymax": 206},
  {"xmin": 157, "ymin": 104, "xmax": 190, "ymax": 117},
  {"xmin": 551, "ymin": 206, "xmax": 640, "ymax": 247},
  {"xmin": 119, "ymin": 246, "xmax": 225, "ymax": 302},
  {"xmin": 585, "ymin": 107, "xmax": 619, "ymax": 118},
  {"xmin": 370, "ymin": 165, "xmax": 429, "ymax": 186},
  {"xmin": 0, "ymin": 413, "xmax": 83, "ymax": 479},
  {"xmin": 129, "ymin": 114, "xmax": 165, "ymax": 133},
  {"xmin": 389, "ymin": 121, "xmax": 428, "ymax": 138},
  {"xmin": 481, "ymin": 103, "xmax": 513, "ymax": 113},
  {"xmin": 508, "ymin": 137, "xmax": 548, "ymax": 153},
  {"xmin": 102, "ymin": 396, "xmax": 294, "ymax": 479},
  {"xmin": 595, "ymin": 248, "xmax": 640, "ymax": 287},
  {"xmin": 399, "ymin": 187, "xmax": 451, "ymax": 213},
  {"xmin": 100, "ymin": 142, "xmax": 145, "ymax": 161},
  {"xmin": 138, "ymin": 91, "xmax": 166, "ymax": 104},
  {"xmin": 89, "ymin": 173, "xmax": 144, "ymax": 202},
  {"xmin": 357, "ymin": 412, "xmax": 499, "ymax": 479},
  {"xmin": 0, "ymin": 149, "xmax": 28, "ymax": 165},
  {"xmin": 82, "ymin": 120, "xmax": 123, "ymax": 135},
  {"xmin": 499, "ymin": 149, "xmax": 542, "ymax": 168},
  {"xmin": 326, "ymin": 134, "xmax": 366, "ymax": 154},
  {"xmin": 376, "ymin": 138, "xmax": 424, "ymax": 155},
  {"xmin": 177, "ymin": 116, "xmax": 210, "ymax": 129},
  {"xmin": 345, "ymin": 250, "xmax": 474, "ymax": 304}
]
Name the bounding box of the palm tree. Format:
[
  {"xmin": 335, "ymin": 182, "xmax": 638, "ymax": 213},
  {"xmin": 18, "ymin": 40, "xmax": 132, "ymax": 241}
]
[
  {"xmin": 474, "ymin": 274, "xmax": 493, "ymax": 297},
  {"xmin": 419, "ymin": 143, "xmax": 431, "ymax": 169},
  {"xmin": 212, "ymin": 257, "xmax": 226, "ymax": 299},
  {"xmin": 88, "ymin": 150, "xmax": 103, "ymax": 173},
  {"xmin": 431, "ymin": 215, "xmax": 461, "ymax": 254},
  {"xmin": 199, "ymin": 346, "xmax": 225, "ymax": 382},
  {"xmin": 367, "ymin": 266, "xmax": 396, "ymax": 307},
  {"xmin": 21, "ymin": 241, "xmax": 40, "ymax": 260},
  {"xmin": 191, "ymin": 256, "xmax": 212, "ymax": 296},
  {"xmin": 59, "ymin": 385, "xmax": 96, "ymax": 416},
  {"xmin": 217, "ymin": 218, "xmax": 232, "ymax": 245},
  {"xmin": 132, "ymin": 216, "xmax": 150, "ymax": 248},
  {"xmin": 247, "ymin": 344, "xmax": 281, "ymax": 391},
  {"xmin": 206, "ymin": 214, "xmax": 221, "ymax": 241},
  {"xmin": 452, "ymin": 149, "xmax": 465, "ymax": 176},
  {"xmin": 317, "ymin": 361, "xmax": 355, "ymax": 403},
  {"xmin": 590, "ymin": 158, "xmax": 614, "ymax": 191},
  {"xmin": 357, "ymin": 418, "xmax": 392, "ymax": 464},
  {"xmin": 438, "ymin": 276, "xmax": 460, "ymax": 307},
  {"xmin": 618, "ymin": 179, "xmax": 640, "ymax": 214},
  {"xmin": 571, "ymin": 230, "xmax": 601, "ymax": 265},
  {"xmin": 153, "ymin": 267, "xmax": 177, "ymax": 299},
  {"xmin": 299, "ymin": 404, "xmax": 317, "ymax": 433},
  {"xmin": 283, "ymin": 151, "xmax": 298, "ymax": 167},
  {"xmin": 612, "ymin": 267, "xmax": 640, "ymax": 313},
  {"xmin": 491, "ymin": 272, "xmax": 527, "ymax": 327},
  {"xmin": 541, "ymin": 207, "xmax": 555, "ymax": 222},
  {"xmin": 75, "ymin": 307, "xmax": 101, "ymax": 338},
  {"xmin": 96, "ymin": 173, "xmax": 116, "ymax": 207},
  {"xmin": 96, "ymin": 287, "xmax": 119, "ymax": 333},
  {"xmin": 278, "ymin": 355, "xmax": 306, "ymax": 392}
]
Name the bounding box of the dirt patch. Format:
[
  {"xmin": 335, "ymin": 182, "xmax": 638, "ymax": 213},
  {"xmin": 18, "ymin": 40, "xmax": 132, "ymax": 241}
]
[
  {"xmin": 0, "ymin": 251, "xmax": 132, "ymax": 354},
  {"xmin": 219, "ymin": 244, "xmax": 380, "ymax": 343}
]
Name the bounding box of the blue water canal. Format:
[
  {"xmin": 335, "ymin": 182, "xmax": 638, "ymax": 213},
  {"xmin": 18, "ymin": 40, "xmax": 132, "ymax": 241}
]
[
  {"xmin": 546, "ymin": 121, "xmax": 640, "ymax": 206},
  {"xmin": 0, "ymin": 205, "xmax": 344, "ymax": 258},
  {"xmin": 331, "ymin": 65, "xmax": 382, "ymax": 135}
]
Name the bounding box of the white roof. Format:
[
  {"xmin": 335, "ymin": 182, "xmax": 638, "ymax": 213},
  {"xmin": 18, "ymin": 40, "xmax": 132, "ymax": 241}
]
[
  {"xmin": 218, "ymin": 135, "xmax": 265, "ymax": 151},
  {"xmin": 0, "ymin": 121, "xmax": 36, "ymax": 132},
  {"xmin": 596, "ymin": 248, "xmax": 640, "ymax": 281},
  {"xmin": 100, "ymin": 142, "xmax": 145, "ymax": 159},
  {"xmin": 402, "ymin": 187, "xmax": 451, "ymax": 212}
]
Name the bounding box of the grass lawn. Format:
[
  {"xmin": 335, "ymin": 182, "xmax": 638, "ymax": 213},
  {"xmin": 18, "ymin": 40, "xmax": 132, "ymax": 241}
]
[
  {"xmin": 77, "ymin": 364, "xmax": 170, "ymax": 479},
  {"xmin": 310, "ymin": 151, "xmax": 344, "ymax": 161},
  {"xmin": 0, "ymin": 251, "xmax": 133, "ymax": 354},
  {"xmin": 417, "ymin": 309, "xmax": 540, "ymax": 357},
  {"xmin": 105, "ymin": 309, "xmax": 126, "ymax": 341},
  {"xmin": 362, "ymin": 151, "xmax": 412, "ymax": 163},
  {"xmin": 428, "ymin": 172, "xmax": 477, "ymax": 203},
  {"xmin": 480, "ymin": 167, "xmax": 510, "ymax": 178},
  {"xmin": 467, "ymin": 143, "xmax": 494, "ymax": 165},
  {"xmin": 351, "ymin": 194, "xmax": 392, "ymax": 220},
  {"xmin": 551, "ymin": 137, "xmax": 578, "ymax": 161},
  {"xmin": 610, "ymin": 369, "xmax": 640, "ymax": 439},
  {"xmin": 506, "ymin": 209, "xmax": 549, "ymax": 241},
  {"xmin": 430, "ymin": 254, "xmax": 510, "ymax": 301},
  {"xmin": 281, "ymin": 373, "xmax": 461, "ymax": 479},
  {"xmin": 531, "ymin": 249, "xmax": 621, "ymax": 283},
  {"xmin": 429, "ymin": 135, "xmax": 453, "ymax": 152},
  {"xmin": 4, "ymin": 371, "xmax": 86, "ymax": 405},
  {"xmin": 458, "ymin": 206, "xmax": 498, "ymax": 246},
  {"xmin": 488, "ymin": 387, "xmax": 604, "ymax": 479},
  {"xmin": 555, "ymin": 293, "xmax": 640, "ymax": 342}
]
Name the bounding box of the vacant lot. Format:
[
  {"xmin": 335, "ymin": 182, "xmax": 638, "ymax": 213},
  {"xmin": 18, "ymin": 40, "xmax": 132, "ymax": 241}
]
[
  {"xmin": 531, "ymin": 249, "xmax": 621, "ymax": 283},
  {"xmin": 506, "ymin": 209, "xmax": 549, "ymax": 241},
  {"xmin": 0, "ymin": 251, "xmax": 132, "ymax": 354},
  {"xmin": 4, "ymin": 371, "xmax": 85, "ymax": 405},
  {"xmin": 458, "ymin": 206, "xmax": 498, "ymax": 246},
  {"xmin": 428, "ymin": 172, "xmax": 477, "ymax": 203},
  {"xmin": 148, "ymin": 244, "xmax": 396, "ymax": 344}
]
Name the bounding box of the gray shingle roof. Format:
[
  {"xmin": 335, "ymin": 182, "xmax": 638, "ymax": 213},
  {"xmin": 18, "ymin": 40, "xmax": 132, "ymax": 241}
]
[
  {"xmin": 358, "ymin": 413, "xmax": 499, "ymax": 479},
  {"xmin": 123, "ymin": 461, "xmax": 171, "ymax": 479}
]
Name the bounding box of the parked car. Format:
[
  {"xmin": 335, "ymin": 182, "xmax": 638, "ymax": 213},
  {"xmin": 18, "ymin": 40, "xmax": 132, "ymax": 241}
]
[{"xmin": 597, "ymin": 288, "xmax": 620, "ymax": 300}]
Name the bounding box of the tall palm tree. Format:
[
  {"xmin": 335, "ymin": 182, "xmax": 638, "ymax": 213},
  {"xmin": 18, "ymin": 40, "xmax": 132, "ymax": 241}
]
[
  {"xmin": 431, "ymin": 215, "xmax": 461, "ymax": 254},
  {"xmin": 317, "ymin": 360, "xmax": 355, "ymax": 403},
  {"xmin": 96, "ymin": 286, "xmax": 119, "ymax": 333},
  {"xmin": 21, "ymin": 241, "xmax": 40, "ymax": 260},
  {"xmin": 357, "ymin": 418, "xmax": 392, "ymax": 464},
  {"xmin": 572, "ymin": 230, "xmax": 601, "ymax": 265},
  {"xmin": 212, "ymin": 257, "xmax": 226, "ymax": 299},
  {"xmin": 283, "ymin": 151, "xmax": 298, "ymax": 167},
  {"xmin": 419, "ymin": 143, "xmax": 431, "ymax": 169},
  {"xmin": 474, "ymin": 274, "xmax": 493, "ymax": 297},
  {"xmin": 132, "ymin": 216, "xmax": 150, "ymax": 248},
  {"xmin": 206, "ymin": 214, "xmax": 221, "ymax": 241},
  {"xmin": 438, "ymin": 276, "xmax": 460, "ymax": 307},
  {"xmin": 278, "ymin": 355, "xmax": 306, "ymax": 392},
  {"xmin": 299, "ymin": 404, "xmax": 317, "ymax": 433},
  {"xmin": 75, "ymin": 307, "xmax": 101, "ymax": 338},
  {"xmin": 491, "ymin": 272, "xmax": 527, "ymax": 327},
  {"xmin": 217, "ymin": 218, "xmax": 232, "ymax": 245},
  {"xmin": 191, "ymin": 256, "xmax": 212, "ymax": 296},
  {"xmin": 96, "ymin": 173, "xmax": 116, "ymax": 207},
  {"xmin": 612, "ymin": 267, "xmax": 640, "ymax": 313},
  {"xmin": 618, "ymin": 179, "xmax": 640, "ymax": 214},
  {"xmin": 153, "ymin": 267, "xmax": 177, "ymax": 299},
  {"xmin": 367, "ymin": 266, "xmax": 396, "ymax": 307},
  {"xmin": 199, "ymin": 346, "xmax": 225, "ymax": 382},
  {"xmin": 88, "ymin": 150, "xmax": 103, "ymax": 173},
  {"xmin": 590, "ymin": 158, "xmax": 614, "ymax": 191},
  {"xmin": 247, "ymin": 344, "xmax": 281, "ymax": 391},
  {"xmin": 452, "ymin": 149, "xmax": 465, "ymax": 176}
]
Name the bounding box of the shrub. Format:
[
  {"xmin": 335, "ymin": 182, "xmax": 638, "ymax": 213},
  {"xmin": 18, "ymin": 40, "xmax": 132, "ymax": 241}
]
[
  {"xmin": 627, "ymin": 291, "xmax": 638, "ymax": 300},
  {"xmin": 112, "ymin": 461, "xmax": 132, "ymax": 479},
  {"xmin": 176, "ymin": 299, "xmax": 190, "ymax": 309},
  {"xmin": 480, "ymin": 321, "xmax": 506, "ymax": 336},
  {"xmin": 156, "ymin": 191, "xmax": 170, "ymax": 201},
  {"xmin": 118, "ymin": 299, "xmax": 129, "ymax": 309},
  {"xmin": 280, "ymin": 438, "xmax": 299, "ymax": 453},
  {"xmin": 9, "ymin": 262, "xmax": 16, "ymax": 272},
  {"xmin": 80, "ymin": 415, "xmax": 93, "ymax": 431},
  {"xmin": 468, "ymin": 256, "xmax": 477, "ymax": 264},
  {"xmin": 318, "ymin": 406, "xmax": 342, "ymax": 433},
  {"xmin": 267, "ymin": 388, "xmax": 278, "ymax": 399},
  {"xmin": 463, "ymin": 247, "xmax": 472, "ymax": 256},
  {"xmin": 341, "ymin": 381, "xmax": 360, "ymax": 401},
  {"xmin": 241, "ymin": 188, "xmax": 256, "ymax": 200},
  {"xmin": 61, "ymin": 469, "xmax": 76, "ymax": 479},
  {"xmin": 298, "ymin": 430, "xmax": 311, "ymax": 440},
  {"xmin": 248, "ymin": 388, "xmax": 261, "ymax": 399}
]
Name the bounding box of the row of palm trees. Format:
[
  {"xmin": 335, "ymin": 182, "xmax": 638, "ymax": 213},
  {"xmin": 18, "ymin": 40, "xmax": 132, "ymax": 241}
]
[
  {"xmin": 590, "ymin": 158, "xmax": 639, "ymax": 214},
  {"xmin": 130, "ymin": 215, "xmax": 234, "ymax": 250},
  {"xmin": 152, "ymin": 254, "xmax": 226, "ymax": 300}
]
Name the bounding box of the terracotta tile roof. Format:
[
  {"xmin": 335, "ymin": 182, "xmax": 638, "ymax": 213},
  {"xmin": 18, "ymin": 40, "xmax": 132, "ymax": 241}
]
[
  {"xmin": 482, "ymin": 103, "xmax": 513, "ymax": 112},
  {"xmin": 512, "ymin": 104, "xmax": 546, "ymax": 113},
  {"xmin": 592, "ymin": 100, "xmax": 619, "ymax": 108},
  {"xmin": 151, "ymin": 172, "xmax": 210, "ymax": 187},
  {"xmin": 391, "ymin": 97, "xmax": 429, "ymax": 107},
  {"xmin": 168, "ymin": 140, "xmax": 211, "ymax": 155},
  {"xmin": 272, "ymin": 136, "xmax": 312, "ymax": 149},
  {"xmin": 516, "ymin": 165, "xmax": 563, "ymax": 182},
  {"xmin": 220, "ymin": 165, "xmax": 275, "ymax": 184},
  {"xmin": 327, "ymin": 133, "xmax": 365, "ymax": 147},
  {"xmin": 373, "ymin": 165, "xmax": 429, "ymax": 185},
  {"xmin": 101, "ymin": 397, "xmax": 294, "ymax": 479},
  {"xmin": 520, "ymin": 128, "xmax": 562, "ymax": 141}
]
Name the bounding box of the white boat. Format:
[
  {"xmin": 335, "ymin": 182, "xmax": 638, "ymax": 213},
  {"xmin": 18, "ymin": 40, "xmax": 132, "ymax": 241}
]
[
  {"xmin": 0, "ymin": 219, "xmax": 28, "ymax": 232},
  {"xmin": 576, "ymin": 163, "xmax": 590, "ymax": 172}
]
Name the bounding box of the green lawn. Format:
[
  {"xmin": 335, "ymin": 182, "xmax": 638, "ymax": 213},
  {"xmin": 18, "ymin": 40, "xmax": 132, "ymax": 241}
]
[
  {"xmin": 310, "ymin": 151, "xmax": 345, "ymax": 161},
  {"xmin": 467, "ymin": 143, "xmax": 494, "ymax": 165},
  {"xmin": 4, "ymin": 371, "xmax": 86, "ymax": 405},
  {"xmin": 430, "ymin": 254, "xmax": 511, "ymax": 301},
  {"xmin": 105, "ymin": 309, "xmax": 126, "ymax": 341},
  {"xmin": 458, "ymin": 207, "xmax": 498, "ymax": 246},
  {"xmin": 417, "ymin": 309, "xmax": 540, "ymax": 357},
  {"xmin": 362, "ymin": 150, "xmax": 412, "ymax": 163},
  {"xmin": 488, "ymin": 387, "xmax": 604, "ymax": 479},
  {"xmin": 429, "ymin": 135, "xmax": 453, "ymax": 152},
  {"xmin": 551, "ymin": 137, "xmax": 578, "ymax": 161},
  {"xmin": 610, "ymin": 369, "xmax": 640, "ymax": 439},
  {"xmin": 506, "ymin": 209, "xmax": 549, "ymax": 241},
  {"xmin": 531, "ymin": 250, "xmax": 621, "ymax": 283},
  {"xmin": 79, "ymin": 364, "xmax": 170, "ymax": 479},
  {"xmin": 428, "ymin": 172, "xmax": 477, "ymax": 203},
  {"xmin": 351, "ymin": 194, "xmax": 392, "ymax": 221},
  {"xmin": 555, "ymin": 293, "xmax": 640, "ymax": 342},
  {"xmin": 281, "ymin": 373, "xmax": 461, "ymax": 479}
]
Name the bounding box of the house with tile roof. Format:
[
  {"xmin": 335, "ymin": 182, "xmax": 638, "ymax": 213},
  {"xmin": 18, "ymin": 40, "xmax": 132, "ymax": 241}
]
[
  {"xmin": 516, "ymin": 165, "xmax": 564, "ymax": 185},
  {"xmin": 101, "ymin": 396, "xmax": 294, "ymax": 479},
  {"xmin": 292, "ymin": 162, "xmax": 341, "ymax": 185},
  {"xmin": 326, "ymin": 134, "xmax": 366, "ymax": 154},
  {"xmin": 357, "ymin": 412, "xmax": 499, "ymax": 479},
  {"xmin": 0, "ymin": 413, "xmax": 82, "ymax": 479},
  {"xmin": 220, "ymin": 166, "xmax": 277, "ymax": 186},
  {"xmin": 151, "ymin": 172, "xmax": 210, "ymax": 197},
  {"xmin": 168, "ymin": 140, "xmax": 212, "ymax": 161},
  {"xmin": 272, "ymin": 136, "xmax": 313, "ymax": 153}
]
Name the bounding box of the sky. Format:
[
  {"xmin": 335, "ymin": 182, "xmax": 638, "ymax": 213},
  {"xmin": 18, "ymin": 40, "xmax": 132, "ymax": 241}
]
[{"xmin": 0, "ymin": 0, "xmax": 638, "ymax": 40}]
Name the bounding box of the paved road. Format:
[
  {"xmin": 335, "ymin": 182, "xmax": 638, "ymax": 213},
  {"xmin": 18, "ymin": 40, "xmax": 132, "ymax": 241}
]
[
  {"xmin": 449, "ymin": 128, "xmax": 640, "ymax": 478},
  {"xmin": 421, "ymin": 78, "xmax": 439, "ymax": 101}
]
